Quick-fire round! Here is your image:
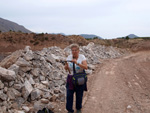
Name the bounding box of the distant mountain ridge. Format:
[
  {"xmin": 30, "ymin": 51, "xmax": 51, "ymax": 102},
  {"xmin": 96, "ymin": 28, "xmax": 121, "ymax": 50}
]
[
  {"xmin": 117, "ymin": 34, "xmax": 138, "ymax": 39},
  {"xmin": 51, "ymin": 33, "xmax": 66, "ymax": 36},
  {"xmin": 49, "ymin": 33, "xmax": 103, "ymax": 39},
  {"xmin": 0, "ymin": 17, "xmax": 32, "ymax": 33},
  {"xmin": 127, "ymin": 34, "xmax": 138, "ymax": 38},
  {"xmin": 80, "ymin": 34, "xmax": 103, "ymax": 39}
]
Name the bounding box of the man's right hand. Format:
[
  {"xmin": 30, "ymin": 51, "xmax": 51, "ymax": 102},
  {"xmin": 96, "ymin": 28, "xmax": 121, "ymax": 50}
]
[{"xmin": 65, "ymin": 62, "xmax": 71, "ymax": 74}]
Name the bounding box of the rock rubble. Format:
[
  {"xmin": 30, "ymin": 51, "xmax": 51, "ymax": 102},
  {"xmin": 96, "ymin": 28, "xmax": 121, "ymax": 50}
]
[{"xmin": 0, "ymin": 43, "xmax": 125, "ymax": 113}]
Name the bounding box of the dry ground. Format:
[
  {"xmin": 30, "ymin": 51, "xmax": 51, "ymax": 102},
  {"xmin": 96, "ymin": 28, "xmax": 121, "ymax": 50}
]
[
  {"xmin": 56, "ymin": 51, "xmax": 150, "ymax": 113},
  {"xmin": 82, "ymin": 51, "xmax": 150, "ymax": 113}
]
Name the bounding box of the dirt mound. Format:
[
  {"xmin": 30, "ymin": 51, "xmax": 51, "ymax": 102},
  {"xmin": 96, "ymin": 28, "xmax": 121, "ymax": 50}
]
[
  {"xmin": 90, "ymin": 38, "xmax": 150, "ymax": 52},
  {"xmin": 0, "ymin": 32, "xmax": 150, "ymax": 54},
  {"xmin": 0, "ymin": 32, "xmax": 88, "ymax": 53},
  {"xmin": 83, "ymin": 51, "xmax": 150, "ymax": 113}
]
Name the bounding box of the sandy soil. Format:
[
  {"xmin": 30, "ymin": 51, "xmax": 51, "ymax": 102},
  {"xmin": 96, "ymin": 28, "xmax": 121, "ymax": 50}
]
[{"xmin": 82, "ymin": 51, "xmax": 150, "ymax": 113}]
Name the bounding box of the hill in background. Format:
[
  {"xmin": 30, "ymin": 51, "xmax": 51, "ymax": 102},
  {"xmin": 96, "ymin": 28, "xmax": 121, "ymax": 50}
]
[
  {"xmin": 127, "ymin": 34, "xmax": 138, "ymax": 38},
  {"xmin": 118, "ymin": 34, "xmax": 138, "ymax": 39},
  {"xmin": 0, "ymin": 17, "xmax": 32, "ymax": 33},
  {"xmin": 80, "ymin": 34, "xmax": 103, "ymax": 39}
]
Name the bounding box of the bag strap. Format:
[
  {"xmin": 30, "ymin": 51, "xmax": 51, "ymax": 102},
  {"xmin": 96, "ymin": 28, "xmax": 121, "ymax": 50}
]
[
  {"xmin": 73, "ymin": 62, "xmax": 76, "ymax": 74},
  {"xmin": 43, "ymin": 108, "xmax": 49, "ymax": 113},
  {"xmin": 73, "ymin": 62, "xmax": 86, "ymax": 74}
]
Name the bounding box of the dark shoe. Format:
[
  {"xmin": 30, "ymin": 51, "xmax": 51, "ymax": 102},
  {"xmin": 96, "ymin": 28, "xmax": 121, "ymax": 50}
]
[{"xmin": 76, "ymin": 109, "xmax": 82, "ymax": 113}]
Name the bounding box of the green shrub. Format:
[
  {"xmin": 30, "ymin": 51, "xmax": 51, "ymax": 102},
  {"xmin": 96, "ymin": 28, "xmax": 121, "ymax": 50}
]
[
  {"xmin": 38, "ymin": 33, "xmax": 44, "ymax": 36},
  {"xmin": 86, "ymin": 38, "xmax": 93, "ymax": 40},
  {"xmin": 126, "ymin": 36, "xmax": 129, "ymax": 40},
  {"xmin": 140, "ymin": 37, "xmax": 150, "ymax": 40},
  {"xmin": 18, "ymin": 30, "xmax": 22, "ymax": 33},
  {"xmin": 34, "ymin": 41, "xmax": 39, "ymax": 45},
  {"xmin": 51, "ymin": 37, "xmax": 55, "ymax": 40},
  {"xmin": 45, "ymin": 37, "xmax": 48, "ymax": 40},
  {"xmin": 30, "ymin": 40, "xmax": 34, "ymax": 43},
  {"xmin": 93, "ymin": 37, "xmax": 98, "ymax": 39}
]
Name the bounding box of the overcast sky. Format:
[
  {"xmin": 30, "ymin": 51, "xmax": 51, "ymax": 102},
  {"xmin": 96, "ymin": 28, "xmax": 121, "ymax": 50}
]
[{"xmin": 1, "ymin": 0, "xmax": 150, "ymax": 39}]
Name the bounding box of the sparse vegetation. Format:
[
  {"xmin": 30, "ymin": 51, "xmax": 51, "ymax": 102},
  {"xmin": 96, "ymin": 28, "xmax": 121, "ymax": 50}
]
[
  {"xmin": 7, "ymin": 36, "xmax": 13, "ymax": 43},
  {"xmin": 85, "ymin": 37, "xmax": 99, "ymax": 40},
  {"xmin": 85, "ymin": 38, "xmax": 93, "ymax": 40},
  {"xmin": 45, "ymin": 37, "xmax": 48, "ymax": 40},
  {"xmin": 18, "ymin": 30, "xmax": 22, "ymax": 33},
  {"xmin": 30, "ymin": 40, "xmax": 34, "ymax": 43},
  {"xmin": 34, "ymin": 41, "xmax": 39, "ymax": 45},
  {"xmin": 51, "ymin": 37, "xmax": 56, "ymax": 40},
  {"xmin": 93, "ymin": 37, "xmax": 99, "ymax": 39},
  {"xmin": 0, "ymin": 32, "xmax": 150, "ymax": 53},
  {"xmin": 38, "ymin": 33, "xmax": 44, "ymax": 36},
  {"xmin": 125, "ymin": 36, "xmax": 129, "ymax": 40},
  {"xmin": 135, "ymin": 37, "xmax": 150, "ymax": 40}
]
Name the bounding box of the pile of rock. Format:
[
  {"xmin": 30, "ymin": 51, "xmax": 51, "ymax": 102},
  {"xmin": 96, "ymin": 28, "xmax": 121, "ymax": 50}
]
[
  {"xmin": 0, "ymin": 46, "xmax": 67, "ymax": 113},
  {"xmin": 0, "ymin": 43, "xmax": 124, "ymax": 113}
]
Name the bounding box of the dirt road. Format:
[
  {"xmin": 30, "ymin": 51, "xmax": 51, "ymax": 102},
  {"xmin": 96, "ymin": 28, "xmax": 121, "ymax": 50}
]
[{"xmin": 82, "ymin": 51, "xmax": 150, "ymax": 113}]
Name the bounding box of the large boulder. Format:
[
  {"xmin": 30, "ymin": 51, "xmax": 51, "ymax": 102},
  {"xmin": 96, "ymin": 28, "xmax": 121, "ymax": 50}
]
[
  {"xmin": 0, "ymin": 67, "xmax": 16, "ymax": 81},
  {"xmin": 0, "ymin": 50, "xmax": 22, "ymax": 68},
  {"xmin": 22, "ymin": 80, "xmax": 33, "ymax": 100}
]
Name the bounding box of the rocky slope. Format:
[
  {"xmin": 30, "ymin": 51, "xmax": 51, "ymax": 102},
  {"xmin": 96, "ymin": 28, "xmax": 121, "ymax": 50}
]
[{"xmin": 0, "ymin": 18, "xmax": 31, "ymax": 33}]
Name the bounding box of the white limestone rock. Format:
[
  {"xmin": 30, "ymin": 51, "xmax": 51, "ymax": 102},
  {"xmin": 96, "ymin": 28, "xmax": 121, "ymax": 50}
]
[
  {"xmin": 22, "ymin": 80, "xmax": 33, "ymax": 99},
  {"xmin": 31, "ymin": 88, "xmax": 42, "ymax": 101},
  {"xmin": 0, "ymin": 80, "xmax": 4, "ymax": 89},
  {"xmin": 0, "ymin": 67, "xmax": 16, "ymax": 81}
]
